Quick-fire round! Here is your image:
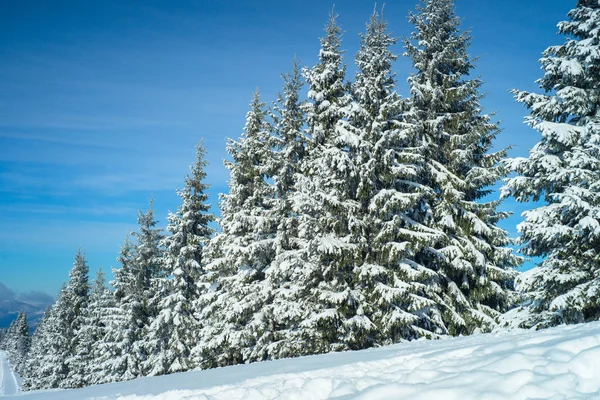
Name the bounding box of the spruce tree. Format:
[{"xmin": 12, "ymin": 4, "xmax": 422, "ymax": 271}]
[
  {"xmin": 102, "ymin": 202, "xmax": 164, "ymax": 383},
  {"xmin": 146, "ymin": 142, "xmax": 215, "ymax": 375},
  {"xmin": 3, "ymin": 312, "xmax": 30, "ymax": 374},
  {"xmin": 341, "ymin": 8, "xmax": 443, "ymax": 344},
  {"xmin": 68, "ymin": 250, "xmax": 91, "ymax": 324},
  {"xmin": 23, "ymin": 252, "xmax": 92, "ymax": 389},
  {"xmin": 94, "ymin": 225, "xmax": 158, "ymax": 384},
  {"xmin": 195, "ymin": 90, "xmax": 278, "ymax": 368},
  {"xmin": 0, "ymin": 314, "xmax": 16, "ymax": 352},
  {"xmin": 31, "ymin": 284, "xmax": 72, "ymax": 389},
  {"xmin": 271, "ymin": 58, "xmax": 306, "ymax": 210},
  {"xmin": 257, "ymin": 59, "xmax": 310, "ymax": 360},
  {"xmin": 404, "ymin": 0, "xmax": 518, "ymax": 335},
  {"xmin": 132, "ymin": 200, "xmax": 164, "ymax": 377},
  {"xmin": 503, "ymin": 0, "xmax": 600, "ymax": 328},
  {"xmin": 22, "ymin": 307, "xmax": 50, "ymax": 390},
  {"xmin": 64, "ymin": 250, "xmax": 91, "ymax": 387},
  {"xmin": 12, "ymin": 312, "xmax": 30, "ymax": 374},
  {"xmin": 92, "ymin": 239, "xmax": 133, "ymax": 384},
  {"xmin": 65, "ymin": 268, "xmax": 111, "ymax": 387},
  {"xmin": 286, "ymin": 9, "xmax": 362, "ymax": 354}
]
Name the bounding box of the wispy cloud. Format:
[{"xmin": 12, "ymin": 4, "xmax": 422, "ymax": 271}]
[
  {"xmin": 0, "ymin": 114, "xmax": 185, "ymax": 132},
  {"xmin": 72, "ymin": 171, "xmax": 183, "ymax": 195},
  {"xmin": 0, "ymin": 217, "xmax": 137, "ymax": 251},
  {"xmin": 0, "ymin": 202, "xmax": 138, "ymax": 217}
]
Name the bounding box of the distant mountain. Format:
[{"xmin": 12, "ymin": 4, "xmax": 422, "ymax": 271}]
[
  {"xmin": 0, "ymin": 299, "xmax": 45, "ymax": 328},
  {"xmin": 0, "ymin": 283, "xmax": 54, "ymax": 330}
]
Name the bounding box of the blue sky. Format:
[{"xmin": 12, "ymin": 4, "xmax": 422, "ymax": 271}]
[{"xmin": 0, "ymin": 0, "xmax": 572, "ymax": 296}]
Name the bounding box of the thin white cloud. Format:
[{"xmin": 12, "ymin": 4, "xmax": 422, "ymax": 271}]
[
  {"xmin": 0, "ymin": 203, "xmax": 138, "ymax": 217},
  {"xmin": 0, "ymin": 217, "xmax": 137, "ymax": 251}
]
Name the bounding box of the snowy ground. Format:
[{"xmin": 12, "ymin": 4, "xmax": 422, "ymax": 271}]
[
  {"xmin": 4, "ymin": 322, "xmax": 600, "ymax": 399},
  {"xmin": 0, "ymin": 351, "xmax": 19, "ymax": 396}
]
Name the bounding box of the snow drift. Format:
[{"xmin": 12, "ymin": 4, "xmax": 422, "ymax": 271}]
[{"xmin": 4, "ymin": 321, "xmax": 600, "ymax": 399}]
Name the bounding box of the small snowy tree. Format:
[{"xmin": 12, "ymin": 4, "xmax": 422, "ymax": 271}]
[
  {"xmin": 65, "ymin": 268, "xmax": 111, "ymax": 387},
  {"xmin": 100, "ymin": 203, "xmax": 164, "ymax": 383},
  {"xmin": 503, "ymin": 0, "xmax": 600, "ymax": 328},
  {"xmin": 22, "ymin": 251, "xmax": 92, "ymax": 389},
  {"xmin": 64, "ymin": 250, "xmax": 91, "ymax": 387},
  {"xmin": 3, "ymin": 312, "xmax": 30, "ymax": 374},
  {"xmin": 146, "ymin": 142, "xmax": 215, "ymax": 375},
  {"xmin": 0, "ymin": 315, "xmax": 15, "ymax": 351},
  {"xmin": 132, "ymin": 200, "xmax": 165, "ymax": 377},
  {"xmin": 30, "ymin": 284, "xmax": 72, "ymax": 389},
  {"xmin": 405, "ymin": 0, "xmax": 519, "ymax": 335},
  {"xmin": 85, "ymin": 273, "xmax": 118, "ymax": 385},
  {"xmin": 21, "ymin": 307, "xmax": 50, "ymax": 390},
  {"xmin": 90, "ymin": 241, "xmax": 133, "ymax": 384}
]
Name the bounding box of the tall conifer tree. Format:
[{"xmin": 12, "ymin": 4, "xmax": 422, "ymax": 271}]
[
  {"xmin": 102, "ymin": 202, "xmax": 164, "ymax": 382},
  {"xmin": 64, "ymin": 250, "xmax": 91, "ymax": 387},
  {"xmin": 342, "ymin": 8, "xmax": 443, "ymax": 344},
  {"xmin": 146, "ymin": 142, "xmax": 215, "ymax": 375},
  {"xmin": 405, "ymin": 0, "xmax": 518, "ymax": 335},
  {"xmin": 503, "ymin": 0, "xmax": 600, "ymax": 328},
  {"xmin": 195, "ymin": 91, "xmax": 278, "ymax": 367},
  {"xmin": 22, "ymin": 307, "xmax": 50, "ymax": 390},
  {"xmin": 65, "ymin": 268, "xmax": 111, "ymax": 387},
  {"xmin": 30, "ymin": 284, "xmax": 71, "ymax": 389},
  {"xmin": 93, "ymin": 236, "xmax": 136, "ymax": 384},
  {"xmin": 258, "ymin": 60, "xmax": 310, "ymax": 360},
  {"xmin": 84, "ymin": 268, "xmax": 117, "ymax": 385},
  {"xmin": 25, "ymin": 252, "xmax": 91, "ymax": 389},
  {"xmin": 289, "ymin": 9, "xmax": 362, "ymax": 354}
]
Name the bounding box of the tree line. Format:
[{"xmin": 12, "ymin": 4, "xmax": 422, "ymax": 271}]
[{"xmin": 2, "ymin": 0, "xmax": 598, "ymax": 391}]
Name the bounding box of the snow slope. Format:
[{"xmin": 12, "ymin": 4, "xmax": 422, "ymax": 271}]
[
  {"xmin": 5, "ymin": 322, "xmax": 600, "ymax": 399},
  {"xmin": 0, "ymin": 351, "xmax": 19, "ymax": 396}
]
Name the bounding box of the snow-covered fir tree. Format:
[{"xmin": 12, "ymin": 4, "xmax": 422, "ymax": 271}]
[
  {"xmin": 64, "ymin": 249, "xmax": 91, "ymax": 387},
  {"xmin": 195, "ymin": 90, "xmax": 278, "ymax": 368},
  {"xmin": 271, "ymin": 58, "xmax": 307, "ymax": 212},
  {"xmin": 2, "ymin": 317, "xmax": 17, "ymax": 352},
  {"xmin": 2, "ymin": 312, "xmax": 30, "ymax": 374},
  {"xmin": 503, "ymin": 0, "xmax": 600, "ymax": 328},
  {"xmin": 65, "ymin": 268, "xmax": 112, "ymax": 387},
  {"xmin": 13, "ymin": 312, "xmax": 30, "ymax": 373},
  {"xmin": 102, "ymin": 202, "xmax": 164, "ymax": 382},
  {"xmin": 85, "ymin": 270, "xmax": 118, "ymax": 385},
  {"xmin": 25, "ymin": 284, "xmax": 72, "ymax": 389},
  {"xmin": 256, "ymin": 59, "xmax": 311, "ymax": 360},
  {"xmin": 132, "ymin": 200, "xmax": 165, "ymax": 377},
  {"xmin": 146, "ymin": 142, "xmax": 215, "ymax": 375},
  {"xmin": 0, "ymin": 315, "xmax": 14, "ymax": 351},
  {"xmin": 340, "ymin": 8, "xmax": 443, "ymax": 344},
  {"xmin": 22, "ymin": 251, "xmax": 92, "ymax": 389},
  {"xmin": 404, "ymin": 0, "xmax": 519, "ymax": 335},
  {"xmin": 284, "ymin": 9, "xmax": 363, "ymax": 354},
  {"xmin": 21, "ymin": 307, "xmax": 50, "ymax": 390},
  {"xmin": 93, "ymin": 236, "xmax": 136, "ymax": 384}
]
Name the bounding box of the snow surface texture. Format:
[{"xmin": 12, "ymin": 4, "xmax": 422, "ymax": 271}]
[
  {"xmin": 0, "ymin": 351, "xmax": 19, "ymax": 396},
  {"xmin": 5, "ymin": 322, "xmax": 600, "ymax": 399}
]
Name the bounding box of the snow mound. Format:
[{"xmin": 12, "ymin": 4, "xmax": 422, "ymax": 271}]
[
  {"xmin": 7, "ymin": 322, "xmax": 600, "ymax": 399},
  {"xmin": 0, "ymin": 351, "xmax": 20, "ymax": 396}
]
